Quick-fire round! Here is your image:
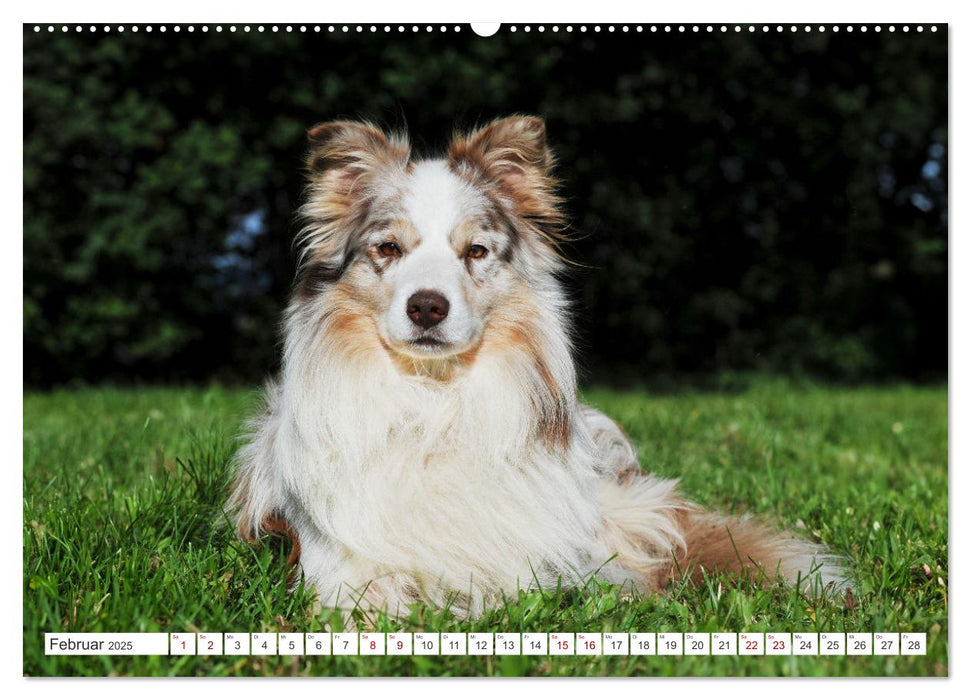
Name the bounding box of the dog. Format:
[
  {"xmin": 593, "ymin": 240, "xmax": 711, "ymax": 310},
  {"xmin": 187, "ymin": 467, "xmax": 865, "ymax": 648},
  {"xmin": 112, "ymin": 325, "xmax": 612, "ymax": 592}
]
[{"xmin": 228, "ymin": 115, "xmax": 842, "ymax": 618}]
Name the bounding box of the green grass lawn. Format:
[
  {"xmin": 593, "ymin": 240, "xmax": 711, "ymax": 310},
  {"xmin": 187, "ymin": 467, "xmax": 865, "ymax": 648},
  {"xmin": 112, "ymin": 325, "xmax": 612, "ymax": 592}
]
[{"xmin": 23, "ymin": 380, "xmax": 948, "ymax": 676}]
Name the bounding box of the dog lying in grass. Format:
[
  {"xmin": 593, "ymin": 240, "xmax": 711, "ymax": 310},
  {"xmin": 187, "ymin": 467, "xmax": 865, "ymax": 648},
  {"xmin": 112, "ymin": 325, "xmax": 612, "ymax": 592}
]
[{"xmin": 228, "ymin": 115, "xmax": 842, "ymax": 617}]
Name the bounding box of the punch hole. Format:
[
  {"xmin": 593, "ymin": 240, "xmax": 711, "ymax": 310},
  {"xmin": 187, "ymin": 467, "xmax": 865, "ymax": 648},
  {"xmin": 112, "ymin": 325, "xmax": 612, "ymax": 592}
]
[{"xmin": 471, "ymin": 23, "xmax": 500, "ymax": 37}]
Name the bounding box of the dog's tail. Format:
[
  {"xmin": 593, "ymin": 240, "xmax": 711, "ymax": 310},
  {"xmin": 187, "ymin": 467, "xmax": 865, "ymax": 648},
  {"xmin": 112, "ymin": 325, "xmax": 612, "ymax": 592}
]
[
  {"xmin": 666, "ymin": 506, "xmax": 846, "ymax": 594},
  {"xmin": 597, "ymin": 476, "xmax": 846, "ymax": 595}
]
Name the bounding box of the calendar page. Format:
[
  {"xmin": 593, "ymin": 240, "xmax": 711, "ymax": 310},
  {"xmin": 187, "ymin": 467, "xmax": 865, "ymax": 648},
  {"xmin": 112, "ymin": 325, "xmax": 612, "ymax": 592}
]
[{"xmin": 21, "ymin": 4, "xmax": 948, "ymax": 680}]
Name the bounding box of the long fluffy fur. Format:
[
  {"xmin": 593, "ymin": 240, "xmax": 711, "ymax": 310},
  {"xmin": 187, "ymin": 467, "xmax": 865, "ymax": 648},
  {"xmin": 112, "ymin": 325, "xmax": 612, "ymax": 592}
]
[{"xmin": 228, "ymin": 116, "xmax": 844, "ymax": 618}]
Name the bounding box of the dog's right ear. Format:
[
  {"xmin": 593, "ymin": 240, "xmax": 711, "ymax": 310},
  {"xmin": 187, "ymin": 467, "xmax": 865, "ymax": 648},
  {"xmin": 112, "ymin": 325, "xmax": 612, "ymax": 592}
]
[
  {"xmin": 297, "ymin": 122, "xmax": 410, "ymax": 283},
  {"xmin": 305, "ymin": 120, "xmax": 410, "ymax": 185}
]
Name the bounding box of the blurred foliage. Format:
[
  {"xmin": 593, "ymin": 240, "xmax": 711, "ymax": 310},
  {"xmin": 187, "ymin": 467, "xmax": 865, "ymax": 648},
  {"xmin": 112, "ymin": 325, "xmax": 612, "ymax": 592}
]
[{"xmin": 23, "ymin": 27, "xmax": 947, "ymax": 385}]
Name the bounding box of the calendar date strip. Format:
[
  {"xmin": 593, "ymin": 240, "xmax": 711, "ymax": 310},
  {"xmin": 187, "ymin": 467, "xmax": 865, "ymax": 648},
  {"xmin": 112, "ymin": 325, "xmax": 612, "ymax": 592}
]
[{"xmin": 45, "ymin": 632, "xmax": 928, "ymax": 657}]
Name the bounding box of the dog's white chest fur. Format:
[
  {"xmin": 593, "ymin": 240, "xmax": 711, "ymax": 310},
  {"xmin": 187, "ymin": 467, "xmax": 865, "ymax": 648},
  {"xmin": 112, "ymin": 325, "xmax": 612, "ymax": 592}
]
[{"xmin": 256, "ymin": 346, "xmax": 621, "ymax": 615}]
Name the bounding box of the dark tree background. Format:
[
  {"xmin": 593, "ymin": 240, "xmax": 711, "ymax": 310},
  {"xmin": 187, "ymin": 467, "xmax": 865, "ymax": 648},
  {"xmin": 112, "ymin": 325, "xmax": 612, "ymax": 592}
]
[{"xmin": 23, "ymin": 26, "xmax": 947, "ymax": 386}]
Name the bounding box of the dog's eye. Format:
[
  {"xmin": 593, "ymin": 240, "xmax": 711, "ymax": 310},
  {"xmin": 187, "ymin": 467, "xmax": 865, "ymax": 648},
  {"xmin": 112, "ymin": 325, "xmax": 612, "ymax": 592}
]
[
  {"xmin": 466, "ymin": 244, "xmax": 489, "ymax": 260},
  {"xmin": 377, "ymin": 242, "xmax": 402, "ymax": 258}
]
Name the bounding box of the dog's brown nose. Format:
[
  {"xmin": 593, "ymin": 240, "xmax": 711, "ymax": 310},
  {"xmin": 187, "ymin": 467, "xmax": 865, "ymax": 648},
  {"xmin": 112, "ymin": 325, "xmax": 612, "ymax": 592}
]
[{"xmin": 407, "ymin": 290, "xmax": 450, "ymax": 329}]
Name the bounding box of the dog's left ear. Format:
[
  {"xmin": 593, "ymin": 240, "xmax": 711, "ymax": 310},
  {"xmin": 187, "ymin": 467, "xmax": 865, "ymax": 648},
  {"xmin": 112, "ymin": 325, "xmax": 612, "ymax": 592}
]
[
  {"xmin": 448, "ymin": 115, "xmax": 553, "ymax": 187},
  {"xmin": 448, "ymin": 116, "xmax": 564, "ymax": 239}
]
